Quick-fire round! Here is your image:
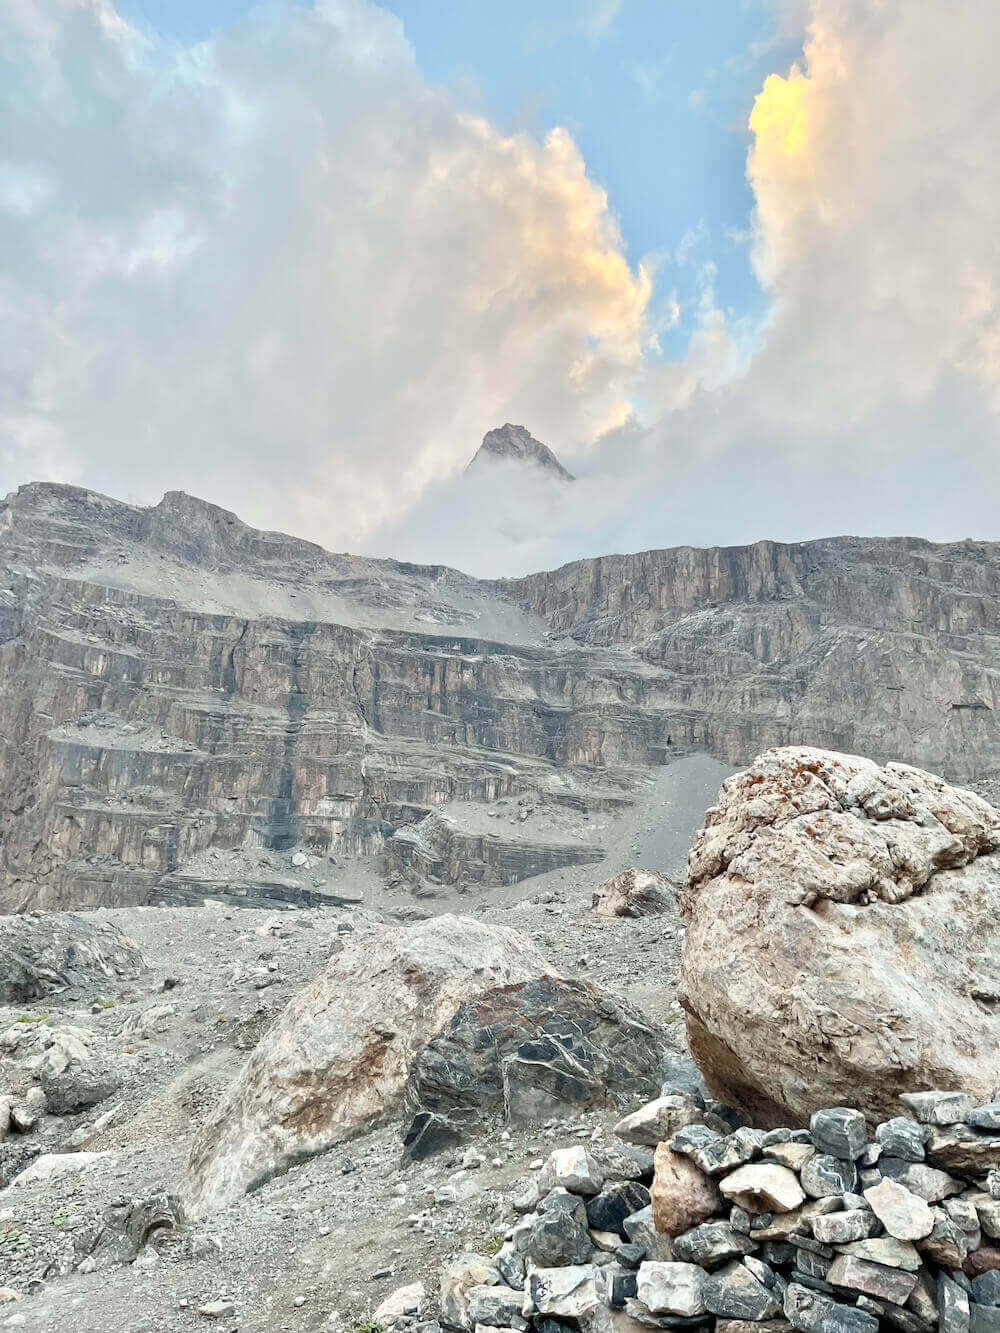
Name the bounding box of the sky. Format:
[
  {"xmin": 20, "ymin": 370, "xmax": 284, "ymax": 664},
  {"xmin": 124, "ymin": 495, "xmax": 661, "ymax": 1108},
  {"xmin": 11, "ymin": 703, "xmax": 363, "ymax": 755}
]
[{"xmin": 2, "ymin": 0, "xmax": 999, "ymax": 575}]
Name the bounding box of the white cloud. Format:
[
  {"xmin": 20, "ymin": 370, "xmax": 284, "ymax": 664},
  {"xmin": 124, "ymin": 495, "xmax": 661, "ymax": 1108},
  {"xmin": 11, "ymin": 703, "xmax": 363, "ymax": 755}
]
[
  {"xmin": 0, "ymin": 0, "xmax": 648, "ymax": 545},
  {"xmin": 378, "ymin": 0, "xmax": 1000, "ymax": 573}
]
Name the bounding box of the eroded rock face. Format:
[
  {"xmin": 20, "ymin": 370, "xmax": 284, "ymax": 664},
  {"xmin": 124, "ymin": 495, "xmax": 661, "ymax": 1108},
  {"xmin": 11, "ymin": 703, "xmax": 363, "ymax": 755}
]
[
  {"xmin": 184, "ymin": 915, "xmax": 553, "ymax": 1217},
  {"xmin": 0, "ymin": 912, "xmax": 145, "ymax": 1002},
  {"xmin": 678, "ymin": 746, "xmax": 1000, "ymax": 1126}
]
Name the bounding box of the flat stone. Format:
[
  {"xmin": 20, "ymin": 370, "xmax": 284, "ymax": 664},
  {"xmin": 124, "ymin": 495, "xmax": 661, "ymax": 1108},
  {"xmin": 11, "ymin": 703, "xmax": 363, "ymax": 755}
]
[
  {"xmin": 615, "ymin": 1097, "xmax": 704, "ymax": 1148},
  {"xmin": 811, "ymin": 1211, "xmax": 875, "ymax": 1245},
  {"xmin": 970, "ymin": 1107, "xmax": 1000, "ymax": 1131},
  {"xmin": 875, "ymin": 1119, "xmax": 926, "ymax": 1163},
  {"xmin": 672, "ymin": 1222, "xmax": 757, "ymax": 1268},
  {"xmin": 636, "ymin": 1263, "xmax": 707, "ymax": 1317},
  {"xmin": 783, "ymin": 1282, "xmax": 878, "ymax": 1333},
  {"xmin": 939, "ymin": 1275, "xmax": 971, "ymax": 1333},
  {"xmin": 899, "ymin": 1092, "xmax": 974, "ymax": 1125},
  {"xmin": 717, "ymin": 1323, "xmax": 792, "ymax": 1333},
  {"xmin": 198, "ymin": 1301, "xmax": 237, "ymax": 1320},
  {"xmin": 801, "ymin": 1155, "xmax": 858, "ymax": 1199},
  {"xmin": 877, "ymin": 1157, "xmax": 962, "ymax": 1201},
  {"xmin": 754, "ymin": 1199, "xmax": 840, "ymax": 1241},
  {"xmin": 827, "ymin": 1255, "xmax": 917, "ymax": 1305},
  {"xmin": 835, "ymin": 1238, "xmax": 919, "ymax": 1270},
  {"xmin": 764, "ymin": 1144, "xmax": 816, "ymax": 1173},
  {"xmin": 651, "ymin": 1144, "xmax": 722, "ymax": 1240},
  {"xmin": 719, "ymin": 1164, "xmax": 806, "ymax": 1214},
  {"xmin": 927, "ymin": 1128, "xmax": 1000, "ymax": 1173},
  {"xmin": 703, "ymin": 1263, "xmax": 781, "ymax": 1321},
  {"xmin": 863, "ymin": 1179, "xmax": 934, "ymax": 1240},
  {"xmin": 810, "ymin": 1110, "xmax": 867, "ymax": 1161}
]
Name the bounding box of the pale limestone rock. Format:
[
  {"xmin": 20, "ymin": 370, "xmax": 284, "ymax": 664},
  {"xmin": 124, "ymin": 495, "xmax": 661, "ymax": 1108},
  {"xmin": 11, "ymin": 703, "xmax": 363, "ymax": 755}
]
[
  {"xmin": 540, "ymin": 1146, "xmax": 604, "ymax": 1197},
  {"xmin": 636, "ymin": 1262, "xmax": 706, "ymax": 1316},
  {"xmin": 614, "ymin": 1096, "xmax": 703, "ymax": 1148},
  {"xmin": 679, "ymin": 747, "xmax": 1000, "ymax": 1124},
  {"xmin": 183, "ymin": 915, "xmax": 554, "ymax": 1218},
  {"xmin": 651, "ymin": 1143, "xmax": 722, "ymax": 1238},
  {"xmin": 440, "ymin": 1255, "xmax": 500, "ymax": 1331},
  {"xmin": 8, "ymin": 1152, "xmax": 111, "ymax": 1187},
  {"xmin": 864, "ymin": 1179, "xmax": 935, "ymax": 1240},
  {"xmin": 374, "ymin": 1284, "xmax": 426, "ymax": 1325},
  {"xmin": 718, "ymin": 1163, "xmax": 805, "ymax": 1214},
  {"xmin": 592, "ymin": 869, "xmax": 674, "ymax": 919}
]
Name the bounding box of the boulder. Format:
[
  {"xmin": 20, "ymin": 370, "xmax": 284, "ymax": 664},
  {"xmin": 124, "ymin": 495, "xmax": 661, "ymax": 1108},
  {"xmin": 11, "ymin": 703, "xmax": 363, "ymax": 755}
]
[
  {"xmin": 678, "ymin": 747, "xmax": 1000, "ymax": 1125},
  {"xmin": 592, "ymin": 869, "xmax": 675, "ymax": 918},
  {"xmin": 408, "ymin": 975, "xmax": 668, "ymax": 1125},
  {"xmin": 0, "ymin": 912, "xmax": 145, "ymax": 1002},
  {"xmin": 183, "ymin": 915, "xmax": 554, "ymax": 1217}
]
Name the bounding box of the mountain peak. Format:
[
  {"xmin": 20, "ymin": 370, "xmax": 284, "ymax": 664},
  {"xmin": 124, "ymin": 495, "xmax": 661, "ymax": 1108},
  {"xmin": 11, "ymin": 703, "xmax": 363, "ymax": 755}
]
[{"xmin": 465, "ymin": 424, "xmax": 574, "ymax": 481}]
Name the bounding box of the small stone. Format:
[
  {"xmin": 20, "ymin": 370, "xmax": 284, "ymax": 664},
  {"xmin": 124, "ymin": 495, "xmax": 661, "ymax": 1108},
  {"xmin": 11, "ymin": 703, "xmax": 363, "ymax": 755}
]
[
  {"xmin": 693, "ymin": 1129, "xmax": 765, "ymax": 1177},
  {"xmin": 810, "ymin": 1110, "xmax": 867, "ymax": 1161},
  {"xmin": 978, "ymin": 1198, "xmax": 1000, "ymax": 1240},
  {"xmin": 899, "ymin": 1092, "xmax": 974, "ymax": 1126},
  {"xmin": 704, "ymin": 1262, "xmax": 781, "ymax": 1320},
  {"xmin": 466, "ymin": 1286, "xmax": 527, "ymax": 1331},
  {"xmin": 827, "ymin": 1255, "xmax": 917, "ymax": 1305},
  {"xmin": 614, "ymin": 1096, "xmax": 704, "ymax": 1148},
  {"xmin": 919, "ymin": 1208, "xmax": 971, "ymax": 1267},
  {"xmin": 636, "ymin": 1261, "xmax": 707, "ymax": 1316},
  {"xmin": 541, "ymin": 1147, "xmax": 604, "ymax": 1197},
  {"xmin": 927, "ymin": 1127, "xmax": 1000, "ymax": 1173},
  {"xmin": 526, "ymin": 1266, "xmax": 608, "ymax": 1323},
  {"xmin": 623, "ymin": 1205, "xmax": 674, "ymax": 1262},
  {"xmin": 783, "ymin": 1282, "xmax": 878, "ymax": 1333},
  {"xmin": 720, "ymin": 1163, "xmax": 806, "ymax": 1214},
  {"xmin": 971, "ymin": 1305, "xmax": 1000, "ymax": 1333},
  {"xmin": 440, "ymin": 1255, "xmax": 500, "ymax": 1330},
  {"xmin": 650, "ymin": 1143, "xmax": 722, "ymax": 1239},
  {"xmin": 973, "ymin": 1275, "xmax": 1000, "ymax": 1308},
  {"xmin": 801, "ymin": 1155, "xmax": 858, "ymax": 1199},
  {"xmin": 875, "ymin": 1119, "xmax": 926, "ymax": 1163},
  {"xmin": 939, "ymin": 1274, "xmax": 972, "ymax": 1333},
  {"xmin": 765, "ymin": 1143, "xmax": 816, "ymax": 1173},
  {"xmin": 863, "ymin": 1179, "xmax": 934, "ymax": 1240},
  {"xmin": 834, "ymin": 1238, "xmax": 919, "ymax": 1270},
  {"xmin": 374, "ymin": 1284, "xmax": 426, "ymax": 1325},
  {"xmin": 616, "ymin": 1244, "xmax": 645, "ymax": 1270},
  {"xmin": 672, "ymin": 1221, "xmax": 757, "ymax": 1267},
  {"xmin": 877, "ymin": 1156, "xmax": 962, "ymax": 1201},
  {"xmin": 585, "ymin": 1182, "xmax": 650, "ymax": 1235},
  {"xmin": 811, "ymin": 1211, "xmax": 874, "ymax": 1245},
  {"xmin": 198, "ymin": 1302, "xmax": 236, "ymax": 1320},
  {"xmin": 973, "ymin": 1109, "xmax": 1000, "ymax": 1131},
  {"xmin": 527, "ymin": 1212, "xmax": 594, "ymax": 1267}
]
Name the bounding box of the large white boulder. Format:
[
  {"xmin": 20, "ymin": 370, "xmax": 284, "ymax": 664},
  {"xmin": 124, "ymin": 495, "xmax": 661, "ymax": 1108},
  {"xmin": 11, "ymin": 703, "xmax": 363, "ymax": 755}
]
[
  {"xmin": 678, "ymin": 746, "xmax": 1000, "ymax": 1125},
  {"xmin": 183, "ymin": 914, "xmax": 554, "ymax": 1217}
]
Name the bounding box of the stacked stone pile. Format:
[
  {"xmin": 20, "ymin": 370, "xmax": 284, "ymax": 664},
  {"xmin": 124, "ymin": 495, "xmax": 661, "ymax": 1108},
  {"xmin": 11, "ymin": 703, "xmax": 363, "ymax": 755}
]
[{"xmin": 437, "ymin": 1087, "xmax": 1000, "ymax": 1333}]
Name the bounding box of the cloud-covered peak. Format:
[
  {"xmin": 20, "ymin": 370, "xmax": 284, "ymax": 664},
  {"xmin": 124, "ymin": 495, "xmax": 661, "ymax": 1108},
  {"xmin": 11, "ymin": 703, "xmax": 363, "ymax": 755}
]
[{"xmin": 466, "ymin": 424, "xmax": 575, "ymax": 481}]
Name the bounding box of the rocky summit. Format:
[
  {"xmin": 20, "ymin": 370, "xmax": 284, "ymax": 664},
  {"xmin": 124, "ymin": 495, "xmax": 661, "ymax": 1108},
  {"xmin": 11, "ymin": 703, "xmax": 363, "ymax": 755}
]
[
  {"xmin": 464, "ymin": 425, "xmax": 576, "ymax": 481},
  {"xmin": 1, "ymin": 475, "xmax": 1000, "ymax": 1333}
]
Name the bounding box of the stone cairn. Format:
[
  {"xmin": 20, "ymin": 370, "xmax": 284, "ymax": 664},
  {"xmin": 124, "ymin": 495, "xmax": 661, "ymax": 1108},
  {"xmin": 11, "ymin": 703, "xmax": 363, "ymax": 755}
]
[{"xmin": 438, "ymin": 1086, "xmax": 1000, "ymax": 1333}]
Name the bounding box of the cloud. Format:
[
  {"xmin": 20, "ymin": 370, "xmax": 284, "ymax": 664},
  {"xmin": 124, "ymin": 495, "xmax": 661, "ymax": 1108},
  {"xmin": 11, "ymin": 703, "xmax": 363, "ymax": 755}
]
[
  {"xmin": 377, "ymin": 0, "xmax": 1000, "ymax": 573},
  {"xmin": 0, "ymin": 0, "xmax": 648, "ymax": 545}
]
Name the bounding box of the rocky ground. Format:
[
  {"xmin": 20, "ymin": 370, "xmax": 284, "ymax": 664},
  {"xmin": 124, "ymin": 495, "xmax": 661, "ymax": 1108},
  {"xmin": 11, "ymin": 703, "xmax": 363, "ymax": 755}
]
[{"xmin": 0, "ymin": 755, "xmax": 730, "ymax": 1330}]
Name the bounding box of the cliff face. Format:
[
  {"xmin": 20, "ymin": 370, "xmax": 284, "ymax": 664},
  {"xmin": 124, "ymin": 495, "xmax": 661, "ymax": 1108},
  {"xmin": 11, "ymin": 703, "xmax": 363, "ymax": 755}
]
[{"xmin": 0, "ymin": 482, "xmax": 997, "ymax": 912}]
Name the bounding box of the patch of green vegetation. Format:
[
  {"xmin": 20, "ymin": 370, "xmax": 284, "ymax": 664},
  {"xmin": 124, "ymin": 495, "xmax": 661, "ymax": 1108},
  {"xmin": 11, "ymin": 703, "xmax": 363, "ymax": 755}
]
[
  {"xmin": 0, "ymin": 1228, "xmax": 30, "ymax": 1249},
  {"xmin": 351, "ymin": 1321, "xmax": 385, "ymax": 1333},
  {"xmin": 95, "ymin": 998, "xmax": 116, "ymax": 1009},
  {"xmin": 51, "ymin": 1210, "xmax": 72, "ymax": 1227},
  {"xmin": 15, "ymin": 1012, "xmax": 50, "ymax": 1024}
]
